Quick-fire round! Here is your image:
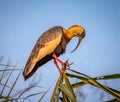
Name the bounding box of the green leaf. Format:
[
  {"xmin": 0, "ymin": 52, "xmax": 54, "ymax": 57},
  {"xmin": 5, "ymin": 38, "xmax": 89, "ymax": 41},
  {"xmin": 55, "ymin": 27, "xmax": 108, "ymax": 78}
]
[
  {"xmin": 104, "ymin": 98, "xmax": 119, "ymax": 102},
  {"xmin": 95, "ymin": 74, "xmax": 120, "ymax": 80},
  {"xmin": 50, "ymin": 74, "xmax": 63, "ymax": 102},
  {"xmin": 88, "ymin": 78, "xmax": 120, "ymax": 101},
  {"xmin": 23, "ymin": 92, "xmax": 45, "ymax": 102},
  {"xmin": 59, "ymin": 84, "xmax": 76, "ymax": 102},
  {"xmin": 61, "ymin": 91, "xmax": 70, "ymax": 102},
  {"xmin": 67, "ymin": 69, "xmax": 120, "ymax": 101},
  {"xmin": 7, "ymin": 64, "xmax": 21, "ymax": 97},
  {"xmin": 38, "ymin": 90, "xmax": 49, "ymax": 102},
  {"xmin": 63, "ymin": 73, "xmax": 76, "ymax": 99},
  {"xmin": 1, "ymin": 64, "xmax": 16, "ymax": 95},
  {"xmin": 66, "ymin": 73, "xmax": 89, "ymax": 84},
  {"xmin": 72, "ymin": 82, "xmax": 87, "ymax": 88}
]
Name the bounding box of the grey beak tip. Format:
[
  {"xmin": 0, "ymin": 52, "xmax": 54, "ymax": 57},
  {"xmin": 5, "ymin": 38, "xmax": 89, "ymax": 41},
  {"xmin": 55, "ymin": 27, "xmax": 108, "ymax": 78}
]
[{"xmin": 70, "ymin": 36, "xmax": 82, "ymax": 53}]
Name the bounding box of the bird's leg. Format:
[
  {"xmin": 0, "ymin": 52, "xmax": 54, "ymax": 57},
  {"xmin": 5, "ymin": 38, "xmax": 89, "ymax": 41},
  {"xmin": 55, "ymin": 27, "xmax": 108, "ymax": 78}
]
[
  {"xmin": 52, "ymin": 53, "xmax": 70, "ymax": 68},
  {"xmin": 53, "ymin": 59, "xmax": 62, "ymax": 74}
]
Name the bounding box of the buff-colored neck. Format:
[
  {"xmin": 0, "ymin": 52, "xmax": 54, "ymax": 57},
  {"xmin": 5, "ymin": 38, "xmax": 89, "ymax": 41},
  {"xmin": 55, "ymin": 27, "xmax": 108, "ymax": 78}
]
[
  {"xmin": 63, "ymin": 28, "xmax": 70, "ymax": 44},
  {"xmin": 63, "ymin": 25, "xmax": 84, "ymax": 44}
]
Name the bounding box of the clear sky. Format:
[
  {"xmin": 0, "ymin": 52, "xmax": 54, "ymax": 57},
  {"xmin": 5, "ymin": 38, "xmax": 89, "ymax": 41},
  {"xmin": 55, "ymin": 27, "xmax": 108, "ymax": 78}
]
[{"xmin": 0, "ymin": 0, "xmax": 120, "ymax": 102}]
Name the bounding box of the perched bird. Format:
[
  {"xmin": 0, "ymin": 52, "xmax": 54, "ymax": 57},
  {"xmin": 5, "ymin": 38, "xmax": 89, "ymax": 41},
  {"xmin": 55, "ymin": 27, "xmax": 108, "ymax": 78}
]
[{"xmin": 23, "ymin": 25, "xmax": 85, "ymax": 80}]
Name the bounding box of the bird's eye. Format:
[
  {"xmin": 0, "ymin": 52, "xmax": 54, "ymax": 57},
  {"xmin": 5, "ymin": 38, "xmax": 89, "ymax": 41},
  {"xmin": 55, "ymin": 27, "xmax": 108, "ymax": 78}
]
[{"xmin": 77, "ymin": 33, "xmax": 80, "ymax": 36}]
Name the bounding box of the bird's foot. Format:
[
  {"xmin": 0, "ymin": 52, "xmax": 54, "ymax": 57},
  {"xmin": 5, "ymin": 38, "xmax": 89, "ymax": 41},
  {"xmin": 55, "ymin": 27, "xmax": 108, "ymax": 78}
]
[
  {"xmin": 63, "ymin": 60, "xmax": 70, "ymax": 68},
  {"xmin": 52, "ymin": 53, "xmax": 70, "ymax": 74}
]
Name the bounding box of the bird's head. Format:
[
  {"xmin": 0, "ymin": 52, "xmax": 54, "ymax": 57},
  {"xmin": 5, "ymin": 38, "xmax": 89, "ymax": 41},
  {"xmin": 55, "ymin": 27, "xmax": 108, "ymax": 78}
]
[{"xmin": 64, "ymin": 25, "xmax": 85, "ymax": 53}]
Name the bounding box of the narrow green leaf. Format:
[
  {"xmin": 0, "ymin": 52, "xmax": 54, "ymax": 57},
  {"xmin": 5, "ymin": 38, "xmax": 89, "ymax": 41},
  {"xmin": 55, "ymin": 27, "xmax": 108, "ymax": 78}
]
[
  {"xmin": 0, "ymin": 82, "xmax": 19, "ymax": 94},
  {"xmin": 0, "ymin": 56, "xmax": 4, "ymax": 62},
  {"xmin": 17, "ymin": 83, "xmax": 38, "ymax": 99},
  {"xmin": 66, "ymin": 73, "xmax": 87, "ymax": 80},
  {"xmin": 0, "ymin": 61, "xmax": 11, "ymax": 82},
  {"xmin": 63, "ymin": 73, "xmax": 76, "ymax": 101},
  {"xmin": 71, "ymin": 78, "xmax": 120, "ymax": 99},
  {"xmin": 66, "ymin": 73, "xmax": 89, "ymax": 84},
  {"xmin": 72, "ymin": 82, "xmax": 87, "ymax": 88},
  {"xmin": 95, "ymin": 74, "xmax": 120, "ymax": 80},
  {"xmin": 88, "ymin": 78, "xmax": 120, "ymax": 101},
  {"xmin": 67, "ymin": 69, "xmax": 120, "ymax": 100},
  {"xmin": 64, "ymin": 73, "xmax": 73, "ymax": 93},
  {"xmin": 23, "ymin": 92, "xmax": 43, "ymax": 101},
  {"xmin": 68, "ymin": 69, "xmax": 89, "ymax": 78},
  {"xmin": 104, "ymin": 98, "xmax": 118, "ymax": 102},
  {"xmin": 62, "ymin": 91, "xmax": 70, "ymax": 102},
  {"xmin": 59, "ymin": 84, "xmax": 76, "ymax": 102},
  {"xmin": 68, "ymin": 69, "xmax": 120, "ymax": 80},
  {"xmin": 50, "ymin": 74, "xmax": 63, "ymax": 102},
  {"xmin": 38, "ymin": 89, "xmax": 49, "ymax": 102},
  {"xmin": 19, "ymin": 91, "xmax": 48, "ymax": 102},
  {"xmin": 104, "ymin": 85, "xmax": 120, "ymax": 96},
  {"xmin": 1, "ymin": 64, "xmax": 17, "ymax": 95},
  {"xmin": 7, "ymin": 68, "xmax": 22, "ymax": 97},
  {"xmin": 67, "ymin": 73, "xmax": 120, "ymax": 90},
  {"xmin": 0, "ymin": 68, "xmax": 22, "ymax": 71}
]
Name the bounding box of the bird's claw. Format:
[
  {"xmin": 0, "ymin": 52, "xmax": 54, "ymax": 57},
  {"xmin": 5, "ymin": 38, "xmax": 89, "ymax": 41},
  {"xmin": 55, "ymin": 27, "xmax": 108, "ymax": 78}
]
[{"xmin": 64, "ymin": 60, "xmax": 71, "ymax": 68}]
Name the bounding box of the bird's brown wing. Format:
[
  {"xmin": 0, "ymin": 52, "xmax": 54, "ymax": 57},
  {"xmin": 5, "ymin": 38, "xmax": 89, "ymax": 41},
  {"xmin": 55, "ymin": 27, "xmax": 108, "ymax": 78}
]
[{"xmin": 23, "ymin": 26, "xmax": 64, "ymax": 80}]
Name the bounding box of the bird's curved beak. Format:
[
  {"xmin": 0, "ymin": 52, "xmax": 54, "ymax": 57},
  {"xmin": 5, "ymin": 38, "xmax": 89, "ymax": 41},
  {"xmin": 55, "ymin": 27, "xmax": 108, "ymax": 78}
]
[{"xmin": 70, "ymin": 32, "xmax": 85, "ymax": 53}]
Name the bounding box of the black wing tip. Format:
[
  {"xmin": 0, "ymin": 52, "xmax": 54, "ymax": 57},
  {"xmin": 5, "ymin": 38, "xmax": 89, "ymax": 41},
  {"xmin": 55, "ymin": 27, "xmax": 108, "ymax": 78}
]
[
  {"xmin": 22, "ymin": 69, "xmax": 35, "ymax": 81},
  {"xmin": 23, "ymin": 74, "xmax": 27, "ymax": 81},
  {"xmin": 24, "ymin": 77, "xmax": 27, "ymax": 81},
  {"xmin": 23, "ymin": 71, "xmax": 29, "ymax": 81},
  {"xmin": 23, "ymin": 75, "xmax": 30, "ymax": 81},
  {"xmin": 23, "ymin": 75, "xmax": 27, "ymax": 81}
]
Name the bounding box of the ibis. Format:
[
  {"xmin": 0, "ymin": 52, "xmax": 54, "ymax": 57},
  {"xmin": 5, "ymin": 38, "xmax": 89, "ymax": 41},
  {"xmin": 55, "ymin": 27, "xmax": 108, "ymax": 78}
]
[{"xmin": 23, "ymin": 25, "xmax": 85, "ymax": 80}]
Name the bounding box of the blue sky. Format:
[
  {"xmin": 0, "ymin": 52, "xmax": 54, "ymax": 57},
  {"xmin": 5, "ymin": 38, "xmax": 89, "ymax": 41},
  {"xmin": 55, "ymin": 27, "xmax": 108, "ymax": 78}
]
[{"xmin": 0, "ymin": 0, "xmax": 120, "ymax": 101}]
